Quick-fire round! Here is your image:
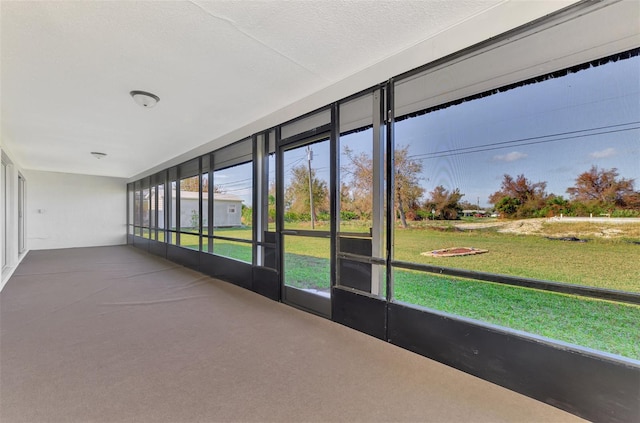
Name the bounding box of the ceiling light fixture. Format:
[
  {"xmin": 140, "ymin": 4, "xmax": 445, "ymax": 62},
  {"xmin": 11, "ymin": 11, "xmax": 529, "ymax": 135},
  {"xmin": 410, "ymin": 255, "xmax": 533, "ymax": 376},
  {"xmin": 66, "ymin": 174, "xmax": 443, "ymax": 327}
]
[
  {"xmin": 130, "ymin": 90, "xmax": 160, "ymax": 108},
  {"xmin": 91, "ymin": 152, "xmax": 107, "ymax": 159}
]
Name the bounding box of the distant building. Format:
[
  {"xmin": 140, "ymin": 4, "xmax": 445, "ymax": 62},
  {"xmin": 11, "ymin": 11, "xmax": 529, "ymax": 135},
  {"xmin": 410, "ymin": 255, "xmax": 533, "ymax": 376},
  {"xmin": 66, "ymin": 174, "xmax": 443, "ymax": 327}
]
[
  {"xmin": 462, "ymin": 210, "xmax": 487, "ymax": 217},
  {"xmin": 164, "ymin": 190, "xmax": 243, "ymax": 229}
]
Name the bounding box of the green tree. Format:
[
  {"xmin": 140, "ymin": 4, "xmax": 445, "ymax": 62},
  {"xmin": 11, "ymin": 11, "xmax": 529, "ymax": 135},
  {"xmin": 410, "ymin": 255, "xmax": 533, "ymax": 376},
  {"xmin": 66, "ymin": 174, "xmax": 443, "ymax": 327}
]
[
  {"xmin": 494, "ymin": 196, "xmax": 520, "ymax": 217},
  {"xmin": 284, "ymin": 165, "xmax": 328, "ymax": 222},
  {"xmin": 424, "ymin": 185, "xmax": 464, "ymax": 220},
  {"xmin": 489, "ymin": 174, "xmax": 548, "ymax": 218}
]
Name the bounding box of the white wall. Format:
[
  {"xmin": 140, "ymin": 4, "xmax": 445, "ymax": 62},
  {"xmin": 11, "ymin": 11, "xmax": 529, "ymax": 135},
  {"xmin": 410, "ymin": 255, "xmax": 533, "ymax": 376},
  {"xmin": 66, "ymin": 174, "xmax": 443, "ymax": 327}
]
[{"xmin": 24, "ymin": 170, "xmax": 127, "ymax": 250}]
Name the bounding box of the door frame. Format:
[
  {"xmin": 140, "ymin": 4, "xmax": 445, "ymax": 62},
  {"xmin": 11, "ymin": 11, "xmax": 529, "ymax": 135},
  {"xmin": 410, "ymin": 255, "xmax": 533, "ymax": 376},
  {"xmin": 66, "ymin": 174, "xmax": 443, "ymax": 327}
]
[{"xmin": 276, "ymin": 115, "xmax": 337, "ymax": 317}]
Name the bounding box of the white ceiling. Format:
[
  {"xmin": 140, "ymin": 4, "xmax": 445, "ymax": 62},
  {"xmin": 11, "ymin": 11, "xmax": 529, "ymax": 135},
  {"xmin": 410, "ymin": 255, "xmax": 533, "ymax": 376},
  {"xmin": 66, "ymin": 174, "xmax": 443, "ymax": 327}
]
[{"xmin": 0, "ymin": 1, "xmax": 577, "ymax": 179}]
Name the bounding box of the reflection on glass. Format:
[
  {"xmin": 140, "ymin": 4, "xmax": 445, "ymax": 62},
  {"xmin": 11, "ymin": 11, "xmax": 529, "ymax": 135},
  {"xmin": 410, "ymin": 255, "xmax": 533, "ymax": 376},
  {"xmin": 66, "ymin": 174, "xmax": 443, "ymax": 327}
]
[
  {"xmin": 283, "ymin": 139, "xmax": 330, "ymax": 230},
  {"xmin": 284, "ymin": 236, "xmax": 330, "ymax": 293}
]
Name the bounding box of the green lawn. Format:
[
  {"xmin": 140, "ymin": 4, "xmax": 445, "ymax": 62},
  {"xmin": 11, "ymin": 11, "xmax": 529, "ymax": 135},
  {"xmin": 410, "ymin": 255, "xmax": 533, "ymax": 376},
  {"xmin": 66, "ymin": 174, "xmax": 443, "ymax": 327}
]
[
  {"xmin": 393, "ymin": 225, "xmax": 640, "ymax": 292},
  {"xmin": 173, "ymin": 222, "xmax": 640, "ymax": 359}
]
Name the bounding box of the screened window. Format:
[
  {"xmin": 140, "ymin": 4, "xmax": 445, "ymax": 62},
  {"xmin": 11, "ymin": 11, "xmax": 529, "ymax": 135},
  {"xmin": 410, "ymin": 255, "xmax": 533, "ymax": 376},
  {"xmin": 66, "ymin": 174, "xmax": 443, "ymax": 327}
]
[
  {"xmin": 211, "ymin": 161, "xmax": 253, "ymax": 262},
  {"xmin": 392, "ymin": 51, "xmax": 640, "ymax": 359}
]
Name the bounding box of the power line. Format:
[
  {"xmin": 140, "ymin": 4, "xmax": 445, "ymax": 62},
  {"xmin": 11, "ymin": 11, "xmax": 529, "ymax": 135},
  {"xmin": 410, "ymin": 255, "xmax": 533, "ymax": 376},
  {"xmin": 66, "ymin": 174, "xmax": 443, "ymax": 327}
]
[{"xmin": 408, "ymin": 123, "xmax": 640, "ymax": 161}]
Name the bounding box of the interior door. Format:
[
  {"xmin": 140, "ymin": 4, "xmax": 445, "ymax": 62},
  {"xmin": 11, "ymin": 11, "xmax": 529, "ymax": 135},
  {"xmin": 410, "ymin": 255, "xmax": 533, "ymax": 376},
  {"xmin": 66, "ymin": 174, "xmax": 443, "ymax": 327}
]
[{"xmin": 279, "ymin": 135, "xmax": 332, "ymax": 317}]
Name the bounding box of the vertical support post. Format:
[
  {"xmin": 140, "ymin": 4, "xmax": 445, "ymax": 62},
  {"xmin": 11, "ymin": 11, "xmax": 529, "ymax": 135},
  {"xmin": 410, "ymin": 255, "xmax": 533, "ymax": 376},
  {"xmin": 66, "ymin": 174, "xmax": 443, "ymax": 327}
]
[
  {"xmin": 175, "ymin": 173, "xmax": 181, "ymax": 246},
  {"xmin": 253, "ymin": 134, "xmax": 261, "ymax": 266},
  {"xmin": 208, "ymin": 154, "xmax": 214, "ymax": 253},
  {"xmin": 275, "ymin": 127, "xmax": 284, "ymax": 300},
  {"xmin": 330, "ymin": 103, "xmax": 339, "ymax": 293},
  {"xmin": 385, "ymin": 80, "xmax": 395, "ymax": 304},
  {"xmin": 198, "ymin": 156, "xmax": 203, "ymax": 252},
  {"xmin": 371, "ymin": 88, "xmax": 385, "ymax": 296}
]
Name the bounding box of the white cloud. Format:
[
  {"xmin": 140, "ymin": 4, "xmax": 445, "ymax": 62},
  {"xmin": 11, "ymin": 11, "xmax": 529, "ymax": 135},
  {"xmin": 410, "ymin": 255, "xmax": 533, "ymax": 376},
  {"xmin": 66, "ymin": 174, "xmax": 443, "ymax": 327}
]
[
  {"xmin": 589, "ymin": 147, "xmax": 616, "ymax": 159},
  {"xmin": 493, "ymin": 151, "xmax": 528, "ymax": 162}
]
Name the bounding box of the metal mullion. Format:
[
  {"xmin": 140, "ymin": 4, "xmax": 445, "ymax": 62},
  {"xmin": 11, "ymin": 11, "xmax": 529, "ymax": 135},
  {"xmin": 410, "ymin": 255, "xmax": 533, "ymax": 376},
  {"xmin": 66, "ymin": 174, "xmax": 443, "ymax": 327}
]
[
  {"xmin": 164, "ymin": 171, "xmax": 170, "ymax": 244},
  {"xmin": 279, "ymin": 125, "xmax": 332, "ymax": 149},
  {"xmin": 175, "ymin": 174, "xmax": 181, "ymax": 246},
  {"xmin": 209, "ymin": 234, "xmax": 253, "ymax": 244},
  {"xmin": 330, "ymin": 103, "xmax": 339, "ymax": 293},
  {"xmin": 252, "ymin": 134, "xmax": 259, "ymax": 266},
  {"xmin": 198, "ymin": 156, "xmax": 203, "ymax": 252},
  {"xmin": 126, "ymin": 183, "xmax": 131, "ymax": 239},
  {"xmin": 385, "ymin": 80, "xmax": 395, "ymax": 303},
  {"xmin": 275, "ymin": 127, "xmax": 285, "ymax": 299},
  {"xmin": 337, "ymin": 252, "xmax": 386, "ymax": 266},
  {"xmin": 208, "ymin": 154, "xmax": 214, "ymax": 253},
  {"xmin": 371, "ymin": 87, "xmax": 385, "ymax": 296},
  {"xmin": 138, "ymin": 187, "xmax": 143, "ymax": 237},
  {"xmin": 153, "ymin": 184, "xmax": 158, "ymax": 240}
]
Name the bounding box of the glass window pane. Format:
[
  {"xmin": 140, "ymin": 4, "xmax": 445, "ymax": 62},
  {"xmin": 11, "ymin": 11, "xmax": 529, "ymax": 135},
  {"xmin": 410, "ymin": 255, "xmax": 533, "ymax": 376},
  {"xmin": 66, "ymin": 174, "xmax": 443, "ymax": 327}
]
[
  {"xmin": 169, "ymin": 181, "xmax": 177, "ymax": 245},
  {"xmin": 213, "ymin": 239, "xmax": 252, "ymax": 263},
  {"xmin": 283, "ymin": 139, "xmax": 330, "ymax": 231},
  {"xmin": 284, "ymin": 236, "xmax": 330, "ymax": 293},
  {"xmin": 178, "ymin": 233, "xmax": 199, "ymax": 251},
  {"xmin": 213, "ymin": 161, "xmax": 252, "ymax": 241},
  {"xmin": 179, "ymin": 175, "xmax": 199, "ymax": 234},
  {"xmin": 157, "ymin": 184, "xmax": 165, "ymax": 230},
  {"xmin": 149, "ymin": 186, "xmax": 156, "ymax": 239},
  {"xmin": 134, "ymin": 189, "xmax": 141, "ymax": 227}
]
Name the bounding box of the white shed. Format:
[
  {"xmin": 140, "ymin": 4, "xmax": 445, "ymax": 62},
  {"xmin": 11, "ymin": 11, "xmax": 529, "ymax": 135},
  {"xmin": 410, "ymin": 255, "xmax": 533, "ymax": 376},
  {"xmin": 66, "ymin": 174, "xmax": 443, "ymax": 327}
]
[{"xmin": 172, "ymin": 190, "xmax": 243, "ymax": 229}]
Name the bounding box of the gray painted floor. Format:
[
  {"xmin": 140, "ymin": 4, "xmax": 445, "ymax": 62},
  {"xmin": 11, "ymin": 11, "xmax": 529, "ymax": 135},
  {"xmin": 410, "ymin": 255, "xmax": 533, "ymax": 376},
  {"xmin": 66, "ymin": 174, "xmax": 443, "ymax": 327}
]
[{"xmin": 1, "ymin": 246, "xmax": 584, "ymax": 422}]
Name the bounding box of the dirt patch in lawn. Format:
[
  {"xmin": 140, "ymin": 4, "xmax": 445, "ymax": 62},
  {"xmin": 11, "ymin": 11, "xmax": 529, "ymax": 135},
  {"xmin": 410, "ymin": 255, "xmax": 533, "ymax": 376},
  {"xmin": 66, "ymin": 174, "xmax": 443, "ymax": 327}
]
[{"xmin": 422, "ymin": 247, "xmax": 489, "ymax": 257}]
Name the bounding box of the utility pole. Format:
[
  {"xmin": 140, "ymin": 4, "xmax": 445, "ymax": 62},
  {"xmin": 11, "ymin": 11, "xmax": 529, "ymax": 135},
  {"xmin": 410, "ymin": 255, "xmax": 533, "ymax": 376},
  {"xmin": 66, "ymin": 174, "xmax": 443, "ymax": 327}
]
[{"xmin": 307, "ymin": 146, "xmax": 315, "ymax": 229}]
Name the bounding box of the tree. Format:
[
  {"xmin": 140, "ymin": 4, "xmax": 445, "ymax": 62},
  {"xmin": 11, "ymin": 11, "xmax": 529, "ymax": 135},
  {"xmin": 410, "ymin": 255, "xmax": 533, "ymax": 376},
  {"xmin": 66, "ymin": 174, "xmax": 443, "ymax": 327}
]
[
  {"xmin": 342, "ymin": 145, "xmax": 423, "ymax": 227},
  {"xmin": 178, "ymin": 174, "xmax": 224, "ymax": 194},
  {"xmin": 394, "ymin": 147, "xmax": 424, "ymax": 227},
  {"xmin": 179, "ymin": 176, "xmax": 202, "ymax": 193},
  {"xmin": 284, "ymin": 164, "xmax": 328, "ymax": 221},
  {"xmin": 424, "ymin": 185, "xmax": 464, "ymax": 220},
  {"xmin": 341, "ymin": 146, "xmax": 374, "ymax": 219},
  {"xmin": 567, "ymin": 166, "xmax": 637, "ymax": 209},
  {"xmin": 489, "ymin": 174, "xmax": 548, "ymax": 218}
]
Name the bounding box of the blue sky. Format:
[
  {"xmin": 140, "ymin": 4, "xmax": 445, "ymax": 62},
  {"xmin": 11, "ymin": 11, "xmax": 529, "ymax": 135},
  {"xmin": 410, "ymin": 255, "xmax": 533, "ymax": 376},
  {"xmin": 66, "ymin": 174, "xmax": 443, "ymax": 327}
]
[
  {"xmin": 394, "ymin": 55, "xmax": 639, "ymax": 208},
  {"xmin": 215, "ymin": 53, "xmax": 639, "ymax": 210}
]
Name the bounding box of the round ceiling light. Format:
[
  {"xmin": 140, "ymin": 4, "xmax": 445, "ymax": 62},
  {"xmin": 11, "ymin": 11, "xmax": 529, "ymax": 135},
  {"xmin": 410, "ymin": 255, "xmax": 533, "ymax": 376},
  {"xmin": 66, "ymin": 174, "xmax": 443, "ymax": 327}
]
[{"xmin": 130, "ymin": 90, "xmax": 160, "ymax": 108}]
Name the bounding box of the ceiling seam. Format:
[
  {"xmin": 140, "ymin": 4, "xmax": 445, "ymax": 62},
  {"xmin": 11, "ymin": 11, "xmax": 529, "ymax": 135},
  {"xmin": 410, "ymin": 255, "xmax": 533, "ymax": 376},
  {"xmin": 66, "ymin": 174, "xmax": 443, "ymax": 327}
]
[{"xmin": 188, "ymin": 0, "xmax": 328, "ymax": 82}]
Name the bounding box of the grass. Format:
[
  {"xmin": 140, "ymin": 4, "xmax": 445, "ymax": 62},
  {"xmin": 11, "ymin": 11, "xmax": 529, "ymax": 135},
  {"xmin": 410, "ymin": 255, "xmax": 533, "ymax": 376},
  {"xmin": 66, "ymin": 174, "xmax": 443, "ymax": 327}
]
[
  {"xmin": 394, "ymin": 269, "xmax": 640, "ymax": 359},
  {"xmin": 171, "ymin": 220, "xmax": 640, "ymax": 359},
  {"xmin": 393, "ymin": 223, "xmax": 640, "ymax": 292}
]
